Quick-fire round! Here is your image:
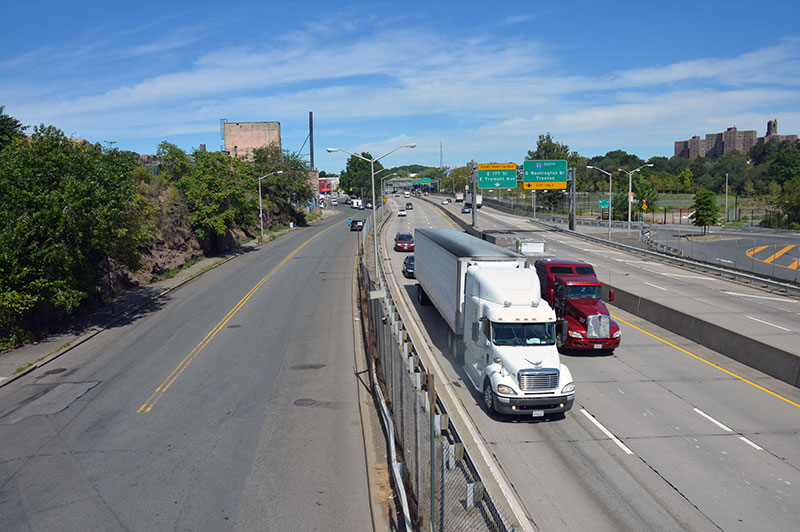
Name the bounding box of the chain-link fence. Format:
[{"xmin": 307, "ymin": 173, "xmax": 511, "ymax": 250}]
[{"xmin": 357, "ymin": 210, "xmax": 520, "ymax": 531}]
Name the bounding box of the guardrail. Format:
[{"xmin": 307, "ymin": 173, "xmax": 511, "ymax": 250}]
[
  {"xmin": 357, "ymin": 205, "xmax": 522, "ymax": 531},
  {"xmin": 531, "ymin": 219, "xmax": 800, "ymax": 297}
]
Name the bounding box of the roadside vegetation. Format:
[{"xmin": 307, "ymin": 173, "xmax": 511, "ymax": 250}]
[
  {"xmin": 437, "ymin": 133, "xmax": 800, "ymax": 231},
  {"xmin": 0, "ymin": 107, "xmax": 314, "ymax": 349}
]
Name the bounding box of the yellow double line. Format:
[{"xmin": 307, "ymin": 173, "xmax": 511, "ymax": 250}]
[{"xmin": 138, "ymin": 224, "xmax": 336, "ymax": 413}]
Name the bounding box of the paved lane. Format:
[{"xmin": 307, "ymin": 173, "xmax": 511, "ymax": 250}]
[
  {"xmin": 0, "ymin": 213, "xmax": 372, "ymax": 532},
  {"xmin": 380, "ymin": 195, "xmax": 800, "ymax": 532}
]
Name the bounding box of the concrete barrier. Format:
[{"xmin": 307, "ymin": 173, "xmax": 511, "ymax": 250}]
[{"xmin": 603, "ymin": 284, "xmax": 800, "ymax": 389}]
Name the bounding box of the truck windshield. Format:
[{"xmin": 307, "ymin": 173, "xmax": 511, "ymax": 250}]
[
  {"xmin": 566, "ymin": 285, "xmax": 601, "ymax": 299},
  {"xmin": 492, "ymin": 322, "xmax": 555, "ymax": 346}
]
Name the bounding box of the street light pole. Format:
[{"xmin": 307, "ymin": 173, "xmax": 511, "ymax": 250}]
[
  {"xmin": 587, "ymin": 165, "xmax": 613, "ymax": 240},
  {"xmin": 617, "ymin": 163, "xmax": 654, "ymax": 234},
  {"xmin": 327, "ymin": 144, "xmax": 416, "ymax": 275},
  {"xmin": 257, "ymin": 171, "xmax": 283, "ymax": 244}
]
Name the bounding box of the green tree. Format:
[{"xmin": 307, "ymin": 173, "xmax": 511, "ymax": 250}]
[
  {"xmin": 777, "ymin": 177, "xmax": 800, "ymax": 226},
  {"xmin": 690, "ymin": 189, "xmax": 718, "ymax": 234},
  {"xmin": 0, "ymin": 105, "xmax": 27, "ymax": 150},
  {"xmin": 768, "ymin": 146, "xmax": 800, "ymax": 184},
  {"xmin": 0, "ymin": 125, "xmax": 146, "ymax": 338},
  {"xmin": 156, "ymin": 141, "xmax": 192, "ymax": 182},
  {"xmin": 180, "ymin": 151, "xmax": 253, "ymax": 252},
  {"xmin": 251, "ymin": 144, "xmax": 313, "ymax": 226},
  {"xmin": 338, "ymin": 153, "xmax": 382, "ymax": 199}
]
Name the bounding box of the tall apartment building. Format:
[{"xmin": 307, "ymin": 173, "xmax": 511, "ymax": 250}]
[
  {"xmin": 222, "ymin": 121, "xmax": 281, "ymax": 159},
  {"xmin": 674, "ymin": 119, "xmax": 797, "ymax": 158}
]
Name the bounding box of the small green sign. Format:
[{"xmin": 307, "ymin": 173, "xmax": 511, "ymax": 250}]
[{"xmin": 598, "ymin": 199, "xmax": 610, "ymax": 209}]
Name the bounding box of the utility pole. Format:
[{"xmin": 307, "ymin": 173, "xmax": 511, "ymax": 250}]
[
  {"xmin": 469, "ymin": 160, "xmax": 478, "ymax": 228},
  {"xmin": 568, "ymin": 166, "xmax": 576, "ymax": 231}
]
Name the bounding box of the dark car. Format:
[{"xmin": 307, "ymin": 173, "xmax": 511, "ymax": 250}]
[
  {"xmin": 405, "ymin": 202, "xmax": 413, "ymax": 210},
  {"xmin": 461, "ymin": 205, "xmax": 471, "ymax": 214},
  {"xmin": 350, "ymin": 219, "xmax": 365, "ymax": 231},
  {"xmin": 402, "ymin": 255, "xmax": 415, "ymax": 278},
  {"xmin": 394, "ymin": 232, "xmax": 414, "ymax": 252}
]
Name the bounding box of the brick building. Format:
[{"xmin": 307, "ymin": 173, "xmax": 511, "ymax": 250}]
[
  {"xmin": 223, "ymin": 121, "xmax": 281, "ymax": 159},
  {"xmin": 674, "ymin": 119, "xmax": 797, "ymax": 158}
]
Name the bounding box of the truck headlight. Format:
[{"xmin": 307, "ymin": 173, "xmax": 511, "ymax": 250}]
[
  {"xmin": 496, "ymin": 384, "xmax": 517, "ymax": 395},
  {"xmin": 613, "ymin": 330, "xmax": 621, "ymax": 338},
  {"xmin": 568, "ymin": 330, "xmax": 583, "ymax": 339},
  {"xmin": 561, "ymin": 382, "xmax": 575, "ymax": 394}
]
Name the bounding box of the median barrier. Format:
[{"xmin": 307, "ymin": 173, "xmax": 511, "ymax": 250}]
[{"xmin": 603, "ymin": 284, "xmax": 800, "ymax": 388}]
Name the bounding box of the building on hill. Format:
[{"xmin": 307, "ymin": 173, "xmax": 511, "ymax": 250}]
[
  {"xmin": 222, "ymin": 120, "xmax": 281, "ymax": 159},
  {"xmin": 674, "ymin": 119, "xmax": 797, "ymax": 158}
]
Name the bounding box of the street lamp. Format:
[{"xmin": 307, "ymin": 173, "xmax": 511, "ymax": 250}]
[
  {"xmin": 327, "ymin": 144, "xmax": 416, "ymax": 273},
  {"xmin": 617, "ymin": 163, "xmax": 654, "ymax": 234},
  {"xmin": 381, "ymin": 173, "xmax": 398, "ymax": 202},
  {"xmin": 257, "ymin": 171, "xmax": 283, "ymax": 244},
  {"xmin": 587, "ymin": 165, "xmax": 614, "ymax": 240}
]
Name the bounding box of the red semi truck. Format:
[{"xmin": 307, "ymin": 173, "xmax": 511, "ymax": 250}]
[{"xmin": 533, "ymin": 259, "xmax": 620, "ymax": 352}]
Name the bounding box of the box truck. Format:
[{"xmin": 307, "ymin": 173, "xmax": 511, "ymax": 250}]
[{"xmin": 414, "ymin": 229, "xmax": 575, "ymax": 417}]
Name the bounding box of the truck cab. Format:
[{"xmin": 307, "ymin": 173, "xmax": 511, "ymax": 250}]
[
  {"xmin": 462, "ymin": 267, "xmax": 575, "ymax": 417},
  {"xmin": 534, "ymin": 259, "xmax": 620, "ymax": 352}
]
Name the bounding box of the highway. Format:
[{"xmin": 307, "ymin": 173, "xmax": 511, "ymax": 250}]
[
  {"xmin": 379, "ymin": 194, "xmax": 800, "ymax": 531},
  {"xmin": 0, "ymin": 216, "xmax": 373, "ymax": 531}
]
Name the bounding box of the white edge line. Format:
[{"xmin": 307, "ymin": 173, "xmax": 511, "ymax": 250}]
[
  {"xmin": 643, "ymin": 281, "xmax": 668, "ymax": 291},
  {"xmin": 739, "ymin": 437, "xmax": 763, "ymax": 450},
  {"xmin": 580, "ymin": 409, "xmax": 634, "ymax": 455},
  {"xmin": 721, "ymin": 291, "xmax": 797, "ymax": 303},
  {"xmin": 693, "ymin": 408, "xmax": 733, "ymax": 431},
  {"xmin": 746, "ymin": 316, "xmax": 792, "ymax": 332}
]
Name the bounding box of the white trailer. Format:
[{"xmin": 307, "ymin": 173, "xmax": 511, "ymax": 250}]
[
  {"xmin": 414, "ymin": 229, "xmax": 575, "ymax": 417},
  {"xmin": 464, "ymin": 193, "xmax": 482, "ymax": 208}
]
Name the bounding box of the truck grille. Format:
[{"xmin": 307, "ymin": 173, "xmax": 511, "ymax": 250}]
[
  {"xmin": 586, "ymin": 314, "xmax": 610, "ymax": 339},
  {"xmin": 518, "ymin": 369, "xmax": 559, "ymax": 391}
]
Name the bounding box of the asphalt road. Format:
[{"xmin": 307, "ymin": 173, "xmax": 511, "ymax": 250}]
[
  {"xmin": 381, "ymin": 194, "xmax": 800, "ymax": 532},
  {"xmin": 0, "ymin": 215, "xmax": 373, "ymax": 531}
]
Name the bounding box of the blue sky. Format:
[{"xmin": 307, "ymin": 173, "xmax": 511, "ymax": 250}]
[{"xmin": 2, "ymin": 1, "xmax": 799, "ymax": 173}]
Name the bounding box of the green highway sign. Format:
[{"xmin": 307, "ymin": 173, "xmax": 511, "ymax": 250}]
[
  {"xmin": 421, "ymin": 177, "xmax": 431, "ymax": 184},
  {"xmin": 598, "ymin": 198, "xmax": 610, "ymax": 209},
  {"xmin": 523, "ymin": 160, "xmax": 568, "ymax": 190},
  {"xmin": 478, "ymin": 163, "xmax": 517, "ymax": 189}
]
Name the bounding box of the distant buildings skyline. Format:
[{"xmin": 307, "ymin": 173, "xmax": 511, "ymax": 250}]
[{"xmin": 674, "ymin": 119, "xmax": 797, "ymax": 159}]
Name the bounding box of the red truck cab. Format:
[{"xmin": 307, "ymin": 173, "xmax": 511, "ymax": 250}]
[{"xmin": 534, "ymin": 259, "xmax": 620, "ymax": 352}]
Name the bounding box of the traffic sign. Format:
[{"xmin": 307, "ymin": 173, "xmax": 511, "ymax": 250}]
[
  {"xmin": 478, "ymin": 163, "xmax": 517, "ymax": 189},
  {"xmin": 523, "ymin": 160, "xmax": 567, "ymax": 190},
  {"xmin": 598, "ymin": 199, "xmax": 610, "ymax": 209}
]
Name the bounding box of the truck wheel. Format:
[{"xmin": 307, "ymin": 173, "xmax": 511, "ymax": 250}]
[
  {"xmin": 417, "ymin": 284, "xmax": 431, "ymax": 305},
  {"xmin": 482, "ymin": 381, "xmax": 496, "ymax": 414}
]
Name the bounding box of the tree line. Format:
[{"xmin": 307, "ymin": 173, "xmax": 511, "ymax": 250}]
[
  {"xmin": 0, "ymin": 106, "xmax": 313, "ymax": 348},
  {"xmin": 433, "ymin": 133, "xmax": 800, "ymax": 229}
]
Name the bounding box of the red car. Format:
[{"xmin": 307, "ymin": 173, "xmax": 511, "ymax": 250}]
[{"xmin": 394, "ymin": 232, "xmax": 414, "ymax": 252}]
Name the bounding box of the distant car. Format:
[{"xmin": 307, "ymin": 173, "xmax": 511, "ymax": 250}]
[
  {"xmin": 394, "ymin": 232, "xmax": 414, "ymax": 252},
  {"xmin": 366, "ymin": 202, "xmax": 372, "ymax": 209},
  {"xmin": 350, "ymin": 219, "xmax": 364, "ymax": 231},
  {"xmin": 405, "ymin": 202, "xmax": 413, "ymax": 210},
  {"xmin": 441, "ymin": 199, "xmax": 450, "ymax": 205},
  {"xmin": 331, "ymin": 199, "xmax": 338, "ymax": 206},
  {"xmin": 358, "ymin": 204, "xmax": 365, "ymax": 210},
  {"xmin": 402, "ymin": 255, "xmax": 415, "ymax": 278},
  {"xmin": 461, "ymin": 205, "xmax": 471, "ymax": 214},
  {"xmin": 397, "ymin": 208, "xmax": 407, "ymax": 217}
]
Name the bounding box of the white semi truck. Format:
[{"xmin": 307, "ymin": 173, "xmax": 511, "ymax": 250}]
[
  {"xmin": 464, "ymin": 193, "xmax": 482, "ymax": 208},
  {"xmin": 414, "ymin": 229, "xmax": 575, "ymax": 417}
]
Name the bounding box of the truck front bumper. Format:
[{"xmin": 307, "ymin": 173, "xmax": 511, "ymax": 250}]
[
  {"xmin": 565, "ymin": 337, "xmax": 619, "ymax": 351},
  {"xmin": 493, "ymin": 393, "xmax": 574, "ymax": 416}
]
